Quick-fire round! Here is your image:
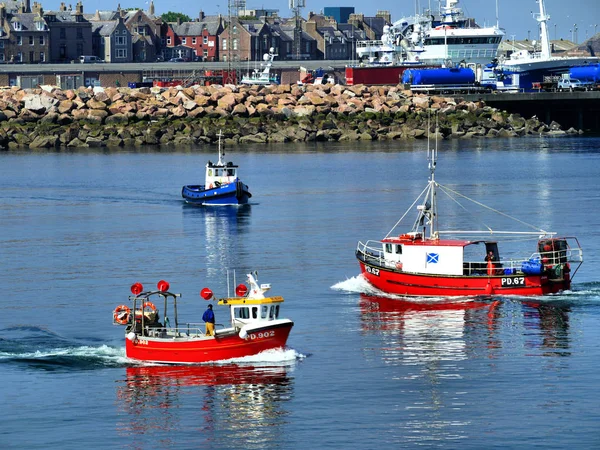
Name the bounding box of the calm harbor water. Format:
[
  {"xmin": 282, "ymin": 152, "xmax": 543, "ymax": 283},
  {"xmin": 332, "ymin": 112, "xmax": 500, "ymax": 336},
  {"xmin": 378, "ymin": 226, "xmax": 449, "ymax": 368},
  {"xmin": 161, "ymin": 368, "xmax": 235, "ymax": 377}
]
[{"xmin": 1, "ymin": 136, "xmax": 600, "ymax": 449}]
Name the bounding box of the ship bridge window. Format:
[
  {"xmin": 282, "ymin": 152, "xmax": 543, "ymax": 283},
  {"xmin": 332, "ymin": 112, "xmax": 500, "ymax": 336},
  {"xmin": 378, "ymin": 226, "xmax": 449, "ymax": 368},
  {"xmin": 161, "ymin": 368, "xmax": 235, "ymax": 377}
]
[
  {"xmin": 385, "ymin": 243, "xmax": 392, "ymax": 253},
  {"xmin": 252, "ymin": 306, "xmax": 258, "ymax": 319},
  {"xmin": 396, "ymin": 245, "xmax": 402, "ymax": 254},
  {"xmin": 234, "ymin": 307, "xmax": 250, "ymax": 319},
  {"xmin": 261, "ymin": 305, "xmax": 268, "ymax": 319},
  {"xmin": 269, "ymin": 305, "xmax": 280, "ymax": 319}
]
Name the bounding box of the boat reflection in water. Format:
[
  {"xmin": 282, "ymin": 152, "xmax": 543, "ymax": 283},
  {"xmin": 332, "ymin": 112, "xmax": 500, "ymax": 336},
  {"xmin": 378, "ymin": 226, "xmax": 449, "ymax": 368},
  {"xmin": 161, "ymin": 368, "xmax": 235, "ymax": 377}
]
[
  {"xmin": 116, "ymin": 363, "xmax": 294, "ymax": 444},
  {"xmin": 182, "ymin": 204, "xmax": 252, "ymax": 277},
  {"xmin": 359, "ymin": 294, "xmax": 500, "ymax": 364},
  {"xmin": 522, "ymin": 300, "xmax": 571, "ymax": 357}
]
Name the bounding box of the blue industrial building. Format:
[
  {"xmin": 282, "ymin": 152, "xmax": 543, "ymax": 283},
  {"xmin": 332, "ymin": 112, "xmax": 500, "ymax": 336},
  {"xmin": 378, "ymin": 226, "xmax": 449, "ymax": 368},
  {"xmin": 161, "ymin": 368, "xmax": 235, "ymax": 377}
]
[{"xmin": 323, "ymin": 7, "xmax": 355, "ymax": 24}]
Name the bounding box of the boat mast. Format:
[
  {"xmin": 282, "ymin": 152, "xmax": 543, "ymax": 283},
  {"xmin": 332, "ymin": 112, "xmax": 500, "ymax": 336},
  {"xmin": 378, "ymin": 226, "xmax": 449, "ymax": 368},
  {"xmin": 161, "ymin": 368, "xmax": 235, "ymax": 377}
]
[
  {"xmin": 412, "ymin": 117, "xmax": 438, "ymax": 239},
  {"xmin": 427, "ymin": 119, "xmax": 438, "ymax": 239},
  {"xmin": 216, "ymin": 130, "xmax": 225, "ymax": 166},
  {"xmin": 535, "ymin": 0, "xmax": 551, "ymax": 59}
]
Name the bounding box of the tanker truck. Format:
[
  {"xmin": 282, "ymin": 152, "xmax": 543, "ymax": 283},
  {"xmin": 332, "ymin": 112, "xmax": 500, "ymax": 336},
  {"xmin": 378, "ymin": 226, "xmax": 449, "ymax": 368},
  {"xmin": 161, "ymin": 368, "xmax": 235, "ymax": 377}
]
[
  {"xmin": 557, "ymin": 64, "xmax": 600, "ymax": 91},
  {"xmin": 401, "ymin": 67, "xmax": 491, "ymax": 94}
]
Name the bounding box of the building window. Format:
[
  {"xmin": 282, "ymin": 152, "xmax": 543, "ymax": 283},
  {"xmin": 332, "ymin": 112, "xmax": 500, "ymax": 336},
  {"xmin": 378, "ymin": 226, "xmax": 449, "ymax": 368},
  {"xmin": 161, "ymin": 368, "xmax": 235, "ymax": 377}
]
[
  {"xmin": 116, "ymin": 48, "xmax": 127, "ymax": 58},
  {"xmin": 182, "ymin": 37, "xmax": 186, "ymax": 44},
  {"xmin": 0, "ymin": 41, "xmax": 3, "ymax": 48},
  {"xmin": 77, "ymin": 43, "xmax": 83, "ymax": 56},
  {"xmin": 222, "ymin": 38, "xmax": 227, "ymax": 50},
  {"xmin": 40, "ymin": 52, "xmax": 45, "ymax": 62},
  {"xmin": 203, "ymin": 49, "xmax": 208, "ymax": 58},
  {"xmin": 29, "ymin": 36, "xmax": 34, "ymax": 45},
  {"xmin": 17, "ymin": 36, "xmax": 22, "ymax": 45},
  {"xmin": 136, "ymin": 26, "xmax": 145, "ymax": 35},
  {"xmin": 203, "ymin": 36, "xmax": 208, "ymax": 44},
  {"xmin": 39, "ymin": 35, "xmax": 44, "ymax": 45},
  {"xmin": 60, "ymin": 28, "xmax": 66, "ymax": 39},
  {"xmin": 77, "ymin": 28, "xmax": 83, "ymax": 39},
  {"xmin": 16, "ymin": 52, "xmax": 22, "ymax": 62},
  {"xmin": 167, "ymin": 37, "xmax": 171, "ymax": 45},
  {"xmin": 116, "ymin": 36, "xmax": 126, "ymax": 45},
  {"xmin": 13, "ymin": 21, "xmax": 22, "ymax": 31},
  {"xmin": 29, "ymin": 51, "xmax": 34, "ymax": 62},
  {"xmin": 0, "ymin": 53, "xmax": 4, "ymax": 61},
  {"xmin": 192, "ymin": 37, "xmax": 196, "ymax": 44},
  {"xmin": 233, "ymin": 38, "xmax": 238, "ymax": 50},
  {"xmin": 59, "ymin": 45, "xmax": 66, "ymax": 58}
]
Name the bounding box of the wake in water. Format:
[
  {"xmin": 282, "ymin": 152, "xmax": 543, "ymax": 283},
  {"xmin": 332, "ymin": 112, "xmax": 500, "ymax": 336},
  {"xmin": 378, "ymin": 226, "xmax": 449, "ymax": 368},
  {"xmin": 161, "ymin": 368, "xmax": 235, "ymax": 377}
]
[
  {"xmin": 0, "ymin": 325, "xmax": 305, "ymax": 371},
  {"xmin": 332, "ymin": 274, "xmax": 600, "ymax": 305}
]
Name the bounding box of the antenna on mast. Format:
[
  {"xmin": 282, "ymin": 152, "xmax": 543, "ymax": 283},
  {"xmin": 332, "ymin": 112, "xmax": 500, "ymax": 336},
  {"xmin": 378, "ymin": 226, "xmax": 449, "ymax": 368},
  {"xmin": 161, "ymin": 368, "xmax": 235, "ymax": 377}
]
[{"xmin": 290, "ymin": 0, "xmax": 305, "ymax": 61}]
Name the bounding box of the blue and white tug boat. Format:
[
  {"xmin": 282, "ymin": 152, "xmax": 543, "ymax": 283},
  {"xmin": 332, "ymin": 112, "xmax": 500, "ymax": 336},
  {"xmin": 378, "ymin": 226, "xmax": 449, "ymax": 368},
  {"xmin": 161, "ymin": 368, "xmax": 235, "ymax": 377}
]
[{"xmin": 182, "ymin": 132, "xmax": 252, "ymax": 206}]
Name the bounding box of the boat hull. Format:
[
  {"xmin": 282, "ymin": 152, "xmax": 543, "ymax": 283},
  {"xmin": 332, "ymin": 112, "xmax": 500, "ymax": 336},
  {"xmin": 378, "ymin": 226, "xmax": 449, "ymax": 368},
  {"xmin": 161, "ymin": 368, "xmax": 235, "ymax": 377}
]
[
  {"xmin": 358, "ymin": 259, "xmax": 570, "ymax": 297},
  {"xmin": 182, "ymin": 180, "xmax": 252, "ymax": 205},
  {"xmin": 125, "ymin": 321, "xmax": 293, "ymax": 364}
]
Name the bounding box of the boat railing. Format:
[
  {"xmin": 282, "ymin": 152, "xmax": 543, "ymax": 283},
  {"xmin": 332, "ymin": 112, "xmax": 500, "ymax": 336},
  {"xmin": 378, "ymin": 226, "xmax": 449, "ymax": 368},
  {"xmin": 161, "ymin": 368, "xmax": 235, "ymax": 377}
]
[
  {"xmin": 356, "ymin": 240, "xmax": 385, "ymax": 265},
  {"xmin": 140, "ymin": 322, "xmax": 226, "ymax": 339}
]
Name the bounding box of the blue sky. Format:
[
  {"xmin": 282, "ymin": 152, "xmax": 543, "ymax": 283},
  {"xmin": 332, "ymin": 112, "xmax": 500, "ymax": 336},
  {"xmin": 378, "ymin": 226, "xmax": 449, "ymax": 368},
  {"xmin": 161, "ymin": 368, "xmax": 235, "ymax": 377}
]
[{"xmin": 72, "ymin": 0, "xmax": 598, "ymax": 43}]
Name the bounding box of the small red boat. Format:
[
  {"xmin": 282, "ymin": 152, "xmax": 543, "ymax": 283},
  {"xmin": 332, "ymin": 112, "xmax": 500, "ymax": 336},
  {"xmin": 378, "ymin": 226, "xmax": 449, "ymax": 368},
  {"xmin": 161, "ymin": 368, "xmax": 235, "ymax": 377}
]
[
  {"xmin": 356, "ymin": 136, "xmax": 583, "ymax": 297},
  {"xmin": 113, "ymin": 272, "xmax": 293, "ymax": 364}
]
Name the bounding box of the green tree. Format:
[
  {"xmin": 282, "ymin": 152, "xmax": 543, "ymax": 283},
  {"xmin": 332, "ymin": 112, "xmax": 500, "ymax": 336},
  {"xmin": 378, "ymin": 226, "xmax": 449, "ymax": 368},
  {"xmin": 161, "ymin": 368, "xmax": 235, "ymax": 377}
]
[{"xmin": 161, "ymin": 11, "xmax": 192, "ymax": 23}]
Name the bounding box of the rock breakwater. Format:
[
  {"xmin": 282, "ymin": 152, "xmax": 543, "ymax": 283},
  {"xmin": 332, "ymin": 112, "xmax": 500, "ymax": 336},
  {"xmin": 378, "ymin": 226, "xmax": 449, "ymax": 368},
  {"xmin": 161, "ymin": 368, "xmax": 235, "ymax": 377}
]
[{"xmin": 0, "ymin": 83, "xmax": 579, "ymax": 149}]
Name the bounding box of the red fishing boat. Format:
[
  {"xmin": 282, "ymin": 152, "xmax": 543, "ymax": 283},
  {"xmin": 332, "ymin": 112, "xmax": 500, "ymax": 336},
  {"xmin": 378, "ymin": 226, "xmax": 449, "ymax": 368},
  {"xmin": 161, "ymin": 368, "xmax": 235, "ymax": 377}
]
[
  {"xmin": 112, "ymin": 272, "xmax": 293, "ymax": 364},
  {"xmin": 356, "ymin": 136, "xmax": 583, "ymax": 297}
]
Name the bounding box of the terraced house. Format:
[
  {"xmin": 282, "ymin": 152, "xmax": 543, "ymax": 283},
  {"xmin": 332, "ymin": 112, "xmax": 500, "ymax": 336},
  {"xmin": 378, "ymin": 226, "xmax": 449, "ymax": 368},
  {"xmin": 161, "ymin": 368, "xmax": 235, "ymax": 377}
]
[
  {"xmin": 43, "ymin": 1, "xmax": 92, "ymax": 63},
  {"xmin": 0, "ymin": 0, "xmax": 50, "ymax": 63},
  {"xmin": 165, "ymin": 11, "xmax": 224, "ymax": 62}
]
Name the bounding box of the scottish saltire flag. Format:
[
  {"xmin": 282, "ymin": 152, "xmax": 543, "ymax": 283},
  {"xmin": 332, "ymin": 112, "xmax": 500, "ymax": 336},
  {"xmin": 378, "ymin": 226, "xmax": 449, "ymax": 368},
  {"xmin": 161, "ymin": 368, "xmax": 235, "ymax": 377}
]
[{"xmin": 426, "ymin": 253, "xmax": 439, "ymax": 264}]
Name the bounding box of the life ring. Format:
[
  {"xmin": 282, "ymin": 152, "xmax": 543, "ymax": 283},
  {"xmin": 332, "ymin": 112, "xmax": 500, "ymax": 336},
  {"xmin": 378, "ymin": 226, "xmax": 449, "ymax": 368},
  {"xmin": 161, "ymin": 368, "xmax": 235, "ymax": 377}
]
[
  {"xmin": 209, "ymin": 183, "xmax": 214, "ymax": 189},
  {"xmin": 143, "ymin": 301, "xmax": 156, "ymax": 312},
  {"xmin": 114, "ymin": 305, "xmax": 131, "ymax": 325},
  {"xmin": 396, "ymin": 262, "xmax": 403, "ymax": 270}
]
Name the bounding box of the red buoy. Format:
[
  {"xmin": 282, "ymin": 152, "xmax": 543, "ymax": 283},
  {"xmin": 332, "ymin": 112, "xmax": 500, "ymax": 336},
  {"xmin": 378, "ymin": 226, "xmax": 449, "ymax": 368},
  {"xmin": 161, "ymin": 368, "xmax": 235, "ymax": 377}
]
[
  {"xmin": 157, "ymin": 280, "xmax": 170, "ymax": 292},
  {"xmin": 236, "ymin": 284, "xmax": 248, "ymax": 297},
  {"xmin": 131, "ymin": 282, "xmax": 143, "ymax": 295},
  {"xmin": 200, "ymin": 288, "xmax": 213, "ymax": 300}
]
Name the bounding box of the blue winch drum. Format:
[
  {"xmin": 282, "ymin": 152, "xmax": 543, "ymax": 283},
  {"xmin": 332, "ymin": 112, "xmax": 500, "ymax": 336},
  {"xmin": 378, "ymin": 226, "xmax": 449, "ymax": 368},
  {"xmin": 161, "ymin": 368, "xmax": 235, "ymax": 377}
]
[{"xmin": 504, "ymin": 268, "xmax": 516, "ymax": 275}]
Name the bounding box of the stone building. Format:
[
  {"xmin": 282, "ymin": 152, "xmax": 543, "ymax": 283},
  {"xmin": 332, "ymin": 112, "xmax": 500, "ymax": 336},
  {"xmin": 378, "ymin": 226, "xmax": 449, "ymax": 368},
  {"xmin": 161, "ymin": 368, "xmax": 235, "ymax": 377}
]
[
  {"xmin": 89, "ymin": 12, "xmax": 132, "ymax": 63},
  {"xmin": 0, "ymin": 0, "xmax": 50, "ymax": 63},
  {"xmin": 43, "ymin": 1, "xmax": 92, "ymax": 63}
]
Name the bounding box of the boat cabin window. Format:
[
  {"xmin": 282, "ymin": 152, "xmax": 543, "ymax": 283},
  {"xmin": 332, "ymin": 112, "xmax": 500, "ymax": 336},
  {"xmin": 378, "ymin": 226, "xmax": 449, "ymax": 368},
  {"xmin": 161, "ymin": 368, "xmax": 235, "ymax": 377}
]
[
  {"xmin": 269, "ymin": 305, "xmax": 279, "ymax": 319},
  {"xmin": 252, "ymin": 307, "xmax": 258, "ymax": 319},
  {"xmin": 485, "ymin": 243, "xmax": 500, "ymax": 261},
  {"xmin": 226, "ymin": 168, "xmax": 235, "ymax": 177},
  {"xmin": 385, "ymin": 243, "xmax": 392, "ymax": 253},
  {"xmin": 234, "ymin": 307, "xmax": 250, "ymax": 319},
  {"xmin": 261, "ymin": 305, "xmax": 268, "ymax": 319},
  {"xmin": 396, "ymin": 245, "xmax": 402, "ymax": 254}
]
